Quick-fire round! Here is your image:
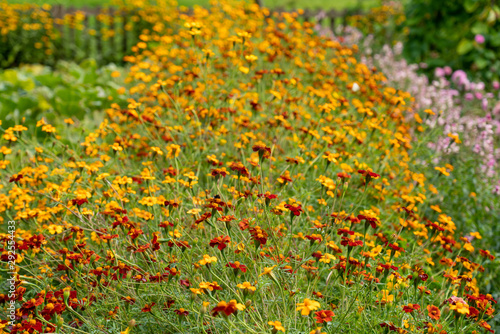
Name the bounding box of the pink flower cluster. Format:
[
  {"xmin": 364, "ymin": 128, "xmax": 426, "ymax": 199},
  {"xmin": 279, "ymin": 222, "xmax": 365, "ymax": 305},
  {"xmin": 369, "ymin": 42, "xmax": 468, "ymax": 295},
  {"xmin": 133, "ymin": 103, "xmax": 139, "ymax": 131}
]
[{"xmin": 315, "ymin": 21, "xmax": 500, "ymax": 193}]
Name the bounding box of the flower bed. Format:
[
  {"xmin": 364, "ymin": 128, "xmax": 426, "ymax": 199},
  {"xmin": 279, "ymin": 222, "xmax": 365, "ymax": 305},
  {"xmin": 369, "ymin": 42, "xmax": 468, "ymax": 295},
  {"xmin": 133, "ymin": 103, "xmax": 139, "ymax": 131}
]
[{"xmin": 0, "ymin": 1, "xmax": 497, "ymax": 333}]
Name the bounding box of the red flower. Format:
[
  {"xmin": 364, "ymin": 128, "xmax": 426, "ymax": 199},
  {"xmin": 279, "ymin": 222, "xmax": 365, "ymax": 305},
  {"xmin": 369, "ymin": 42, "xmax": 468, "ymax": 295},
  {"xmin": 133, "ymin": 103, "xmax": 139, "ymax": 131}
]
[
  {"xmin": 70, "ymin": 198, "xmax": 88, "ymax": 206},
  {"xmin": 252, "ymin": 142, "xmax": 271, "ymax": 159},
  {"xmin": 159, "ymin": 221, "xmax": 174, "ymax": 228},
  {"xmin": 174, "ymin": 308, "xmax": 189, "ymax": 316},
  {"xmin": 387, "ymin": 243, "xmax": 405, "ymax": 253},
  {"xmin": 337, "ymin": 228, "xmax": 354, "ymax": 236},
  {"xmin": 284, "ymin": 204, "xmax": 303, "ymax": 216},
  {"xmin": 229, "ymin": 162, "xmax": 249, "ymax": 176},
  {"xmin": 209, "ymin": 235, "xmax": 231, "ymax": 251},
  {"xmin": 340, "ymin": 237, "xmax": 363, "ymax": 247},
  {"xmin": 402, "ymin": 303, "xmax": 420, "ymax": 313},
  {"xmin": 179, "ymin": 279, "xmax": 190, "ymax": 287},
  {"xmin": 258, "ymin": 192, "xmax": 278, "ymax": 202},
  {"xmin": 357, "ymin": 214, "xmax": 378, "ymax": 229},
  {"xmin": 151, "ymin": 233, "xmax": 161, "ymax": 251},
  {"xmin": 141, "ymin": 303, "xmax": 156, "ymax": 312},
  {"xmin": 239, "ymin": 219, "xmax": 250, "ymax": 230},
  {"xmin": 249, "ymin": 226, "xmax": 268, "ymax": 246},
  {"xmin": 211, "ymin": 300, "xmax": 244, "ymax": 316},
  {"xmin": 314, "ymin": 310, "xmax": 335, "ymax": 323},
  {"xmin": 217, "ymin": 215, "xmax": 236, "ymax": 223},
  {"xmin": 427, "ymin": 305, "xmax": 441, "ymax": 320},
  {"xmin": 357, "ymin": 169, "xmax": 380, "ymax": 179},
  {"xmin": 211, "ymin": 168, "xmax": 229, "ymax": 177},
  {"xmin": 226, "ymin": 261, "xmax": 247, "ymax": 273},
  {"xmin": 337, "ymin": 172, "xmax": 351, "ymax": 179},
  {"xmin": 9, "ymin": 174, "xmax": 23, "ymax": 183},
  {"xmin": 195, "ymin": 212, "xmax": 212, "ymax": 224},
  {"xmin": 479, "ymin": 249, "xmax": 495, "ymax": 260}
]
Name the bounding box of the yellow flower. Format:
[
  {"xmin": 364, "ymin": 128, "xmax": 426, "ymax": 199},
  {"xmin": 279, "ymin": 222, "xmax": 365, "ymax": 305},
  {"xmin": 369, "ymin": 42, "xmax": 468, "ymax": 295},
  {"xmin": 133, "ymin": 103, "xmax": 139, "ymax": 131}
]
[
  {"xmin": 259, "ymin": 265, "xmax": 277, "ymax": 277},
  {"xmin": 199, "ymin": 254, "xmax": 217, "ymax": 266},
  {"xmin": 245, "ymin": 54, "xmax": 258, "ymax": 63},
  {"xmin": 47, "ymin": 224, "xmax": 63, "ymax": 234},
  {"xmin": 296, "ymin": 298, "xmax": 321, "ymax": 316},
  {"xmin": 470, "ymin": 232, "xmax": 482, "ymax": 239},
  {"xmin": 187, "ymin": 208, "xmax": 201, "ymax": 215},
  {"xmin": 310, "ymin": 328, "xmax": 326, "ymax": 334},
  {"xmin": 268, "ymin": 321, "xmax": 285, "ymax": 332},
  {"xmin": 450, "ymin": 302, "xmax": 469, "ymax": 315},
  {"xmin": 447, "ymin": 133, "xmax": 461, "ymax": 144},
  {"xmin": 430, "ymin": 205, "xmax": 441, "ymax": 213},
  {"xmin": 42, "ymin": 124, "xmax": 56, "ymax": 134},
  {"xmin": 236, "ymin": 282, "xmax": 256, "ymax": 292},
  {"xmin": 97, "ymin": 173, "xmax": 110, "ymax": 181},
  {"xmin": 463, "ymin": 243, "xmax": 474, "ymax": 252},
  {"xmin": 139, "ymin": 196, "xmax": 157, "ymax": 206},
  {"xmin": 378, "ymin": 290, "xmax": 394, "ymax": 304},
  {"xmin": 167, "ymin": 144, "xmax": 181, "ymax": 158},
  {"xmin": 3, "ymin": 132, "xmax": 17, "ymax": 142},
  {"xmin": 151, "ymin": 146, "xmax": 163, "ymax": 155},
  {"xmin": 0, "ymin": 146, "xmax": 12, "ymax": 155},
  {"xmin": 434, "ymin": 166, "xmax": 449, "ymax": 176},
  {"xmin": 112, "ymin": 143, "xmax": 123, "ymax": 152}
]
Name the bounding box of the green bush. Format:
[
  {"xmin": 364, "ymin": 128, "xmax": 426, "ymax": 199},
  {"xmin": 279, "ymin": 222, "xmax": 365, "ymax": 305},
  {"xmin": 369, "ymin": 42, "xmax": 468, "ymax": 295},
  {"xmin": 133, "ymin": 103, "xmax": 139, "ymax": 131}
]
[
  {"xmin": 0, "ymin": 60, "xmax": 127, "ymax": 129},
  {"xmin": 402, "ymin": 0, "xmax": 500, "ymax": 80}
]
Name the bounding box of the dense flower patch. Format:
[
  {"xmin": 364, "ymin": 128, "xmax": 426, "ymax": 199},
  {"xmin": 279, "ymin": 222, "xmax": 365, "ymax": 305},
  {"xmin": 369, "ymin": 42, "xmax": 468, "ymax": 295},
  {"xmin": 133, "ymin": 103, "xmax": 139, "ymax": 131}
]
[{"xmin": 0, "ymin": 1, "xmax": 497, "ymax": 333}]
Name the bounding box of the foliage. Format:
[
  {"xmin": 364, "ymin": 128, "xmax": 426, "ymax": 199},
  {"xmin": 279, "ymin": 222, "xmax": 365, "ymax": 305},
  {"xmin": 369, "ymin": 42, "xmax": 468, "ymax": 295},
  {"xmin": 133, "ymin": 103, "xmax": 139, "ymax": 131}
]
[
  {"xmin": 0, "ymin": 60, "xmax": 127, "ymax": 129},
  {"xmin": 402, "ymin": 0, "xmax": 500, "ymax": 81},
  {"xmin": 346, "ymin": 2, "xmax": 406, "ymax": 52},
  {"xmin": 0, "ymin": 1, "xmax": 498, "ymax": 334}
]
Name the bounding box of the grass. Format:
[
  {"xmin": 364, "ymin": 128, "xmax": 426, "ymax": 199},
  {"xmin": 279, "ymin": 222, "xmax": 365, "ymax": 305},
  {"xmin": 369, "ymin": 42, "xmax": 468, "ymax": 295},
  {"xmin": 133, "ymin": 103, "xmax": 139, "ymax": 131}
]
[{"xmin": 5, "ymin": 0, "xmax": 379, "ymax": 9}]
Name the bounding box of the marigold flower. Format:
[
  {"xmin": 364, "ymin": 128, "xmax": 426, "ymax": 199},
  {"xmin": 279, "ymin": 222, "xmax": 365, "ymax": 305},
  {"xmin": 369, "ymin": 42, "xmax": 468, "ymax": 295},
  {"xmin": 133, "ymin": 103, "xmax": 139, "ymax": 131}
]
[
  {"xmin": 314, "ymin": 310, "xmax": 334, "ymax": 323},
  {"xmin": 450, "ymin": 301, "xmax": 470, "ymax": 315},
  {"xmin": 209, "ymin": 235, "xmax": 230, "ymax": 251},
  {"xmin": 198, "ymin": 254, "xmax": 217, "ymax": 266},
  {"xmin": 427, "ymin": 305, "xmax": 441, "ymax": 320},
  {"xmin": 259, "ymin": 265, "xmax": 277, "ymax": 277},
  {"xmin": 236, "ymin": 282, "xmax": 256, "ymax": 292},
  {"xmin": 268, "ymin": 321, "xmax": 285, "ymax": 333},
  {"xmin": 296, "ymin": 298, "xmax": 321, "ymax": 316},
  {"xmin": 211, "ymin": 300, "xmax": 245, "ymax": 316}
]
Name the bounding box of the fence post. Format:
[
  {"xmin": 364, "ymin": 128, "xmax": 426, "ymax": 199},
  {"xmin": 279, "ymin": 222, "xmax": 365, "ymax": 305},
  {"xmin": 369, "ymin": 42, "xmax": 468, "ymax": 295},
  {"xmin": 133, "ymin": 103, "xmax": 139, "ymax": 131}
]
[
  {"xmin": 122, "ymin": 9, "xmax": 128, "ymax": 63},
  {"xmin": 95, "ymin": 10, "xmax": 102, "ymax": 64},
  {"xmin": 328, "ymin": 9, "xmax": 337, "ymax": 33}
]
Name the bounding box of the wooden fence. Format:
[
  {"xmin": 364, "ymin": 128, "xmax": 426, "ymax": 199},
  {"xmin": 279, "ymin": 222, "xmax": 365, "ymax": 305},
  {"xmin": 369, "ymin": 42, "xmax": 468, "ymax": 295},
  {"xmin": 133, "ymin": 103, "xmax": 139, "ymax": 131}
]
[
  {"xmin": 47, "ymin": 5, "xmax": 142, "ymax": 66},
  {"xmin": 3, "ymin": 4, "xmax": 363, "ymax": 67}
]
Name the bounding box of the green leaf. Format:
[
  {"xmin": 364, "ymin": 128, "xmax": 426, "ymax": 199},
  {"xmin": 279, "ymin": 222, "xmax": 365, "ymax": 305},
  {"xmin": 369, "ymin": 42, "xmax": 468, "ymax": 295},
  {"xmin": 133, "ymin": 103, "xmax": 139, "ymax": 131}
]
[
  {"xmin": 475, "ymin": 58, "xmax": 489, "ymax": 69},
  {"xmin": 457, "ymin": 39, "xmax": 474, "ymax": 55},
  {"xmin": 464, "ymin": 0, "xmax": 480, "ymax": 12},
  {"xmin": 471, "ymin": 22, "xmax": 488, "ymax": 34}
]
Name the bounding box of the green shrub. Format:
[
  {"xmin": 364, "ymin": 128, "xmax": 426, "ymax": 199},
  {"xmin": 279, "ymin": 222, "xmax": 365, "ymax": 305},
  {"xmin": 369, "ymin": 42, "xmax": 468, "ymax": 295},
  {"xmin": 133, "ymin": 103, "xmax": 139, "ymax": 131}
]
[{"xmin": 402, "ymin": 0, "xmax": 500, "ymax": 80}]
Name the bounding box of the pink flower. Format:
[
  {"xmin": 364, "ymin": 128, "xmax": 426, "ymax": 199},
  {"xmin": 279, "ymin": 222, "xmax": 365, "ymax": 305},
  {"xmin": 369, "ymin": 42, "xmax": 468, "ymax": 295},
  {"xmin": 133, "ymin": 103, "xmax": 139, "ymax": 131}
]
[
  {"xmin": 475, "ymin": 34, "xmax": 485, "ymax": 44},
  {"xmin": 435, "ymin": 67, "xmax": 445, "ymax": 77},
  {"xmin": 493, "ymin": 81, "xmax": 500, "ymax": 90}
]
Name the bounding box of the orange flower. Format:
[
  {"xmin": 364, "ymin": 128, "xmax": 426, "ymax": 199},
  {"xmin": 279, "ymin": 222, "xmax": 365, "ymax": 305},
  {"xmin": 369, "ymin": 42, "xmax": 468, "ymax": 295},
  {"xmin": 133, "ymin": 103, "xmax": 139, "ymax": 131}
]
[
  {"xmin": 314, "ymin": 310, "xmax": 334, "ymax": 323},
  {"xmin": 211, "ymin": 300, "xmax": 245, "ymax": 316},
  {"xmin": 427, "ymin": 305, "xmax": 441, "ymax": 320}
]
